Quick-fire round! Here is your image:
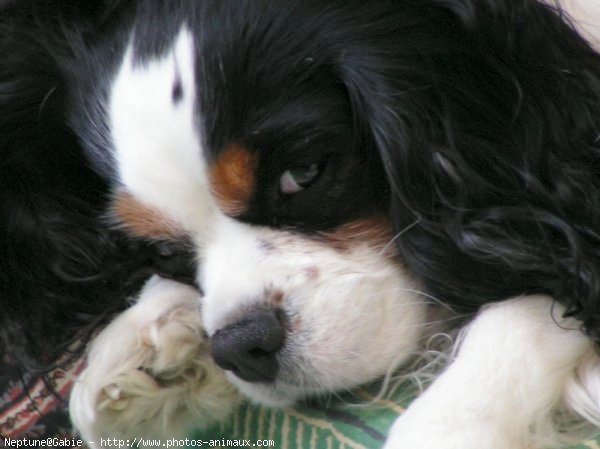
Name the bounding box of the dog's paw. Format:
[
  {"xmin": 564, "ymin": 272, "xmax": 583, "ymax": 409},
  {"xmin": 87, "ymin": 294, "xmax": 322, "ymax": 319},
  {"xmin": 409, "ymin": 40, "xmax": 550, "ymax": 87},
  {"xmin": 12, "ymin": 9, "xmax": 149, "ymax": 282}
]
[
  {"xmin": 383, "ymin": 297, "xmax": 589, "ymax": 449},
  {"xmin": 383, "ymin": 412, "xmax": 518, "ymax": 449},
  {"xmin": 70, "ymin": 276, "xmax": 239, "ymax": 446},
  {"xmin": 383, "ymin": 382, "xmax": 528, "ymax": 449}
]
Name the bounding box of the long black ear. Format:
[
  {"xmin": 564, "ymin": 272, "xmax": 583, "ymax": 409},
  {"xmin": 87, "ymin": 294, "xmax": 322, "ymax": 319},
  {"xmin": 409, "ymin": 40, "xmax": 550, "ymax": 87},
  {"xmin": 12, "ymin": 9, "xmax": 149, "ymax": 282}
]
[
  {"xmin": 0, "ymin": 0, "xmax": 149, "ymax": 370},
  {"xmin": 334, "ymin": 6, "xmax": 460, "ymax": 232},
  {"xmin": 336, "ymin": 27, "xmax": 485, "ymax": 309},
  {"xmin": 337, "ymin": 0, "xmax": 600, "ymax": 341},
  {"xmin": 430, "ymin": 0, "xmax": 600, "ymax": 59}
]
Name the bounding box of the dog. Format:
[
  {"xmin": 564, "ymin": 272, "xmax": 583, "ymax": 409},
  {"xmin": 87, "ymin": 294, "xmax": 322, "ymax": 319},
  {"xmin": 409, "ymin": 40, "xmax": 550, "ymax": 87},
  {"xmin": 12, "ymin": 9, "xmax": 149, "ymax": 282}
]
[{"xmin": 3, "ymin": 0, "xmax": 600, "ymax": 447}]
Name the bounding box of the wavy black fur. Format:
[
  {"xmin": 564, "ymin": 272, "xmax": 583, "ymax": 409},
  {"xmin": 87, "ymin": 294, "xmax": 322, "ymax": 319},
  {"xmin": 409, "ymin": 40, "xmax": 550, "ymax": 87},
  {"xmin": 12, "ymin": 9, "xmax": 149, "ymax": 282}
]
[
  {"xmin": 2, "ymin": 0, "xmax": 600, "ymax": 376},
  {"xmin": 0, "ymin": 0, "xmax": 197, "ymax": 371},
  {"xmin": 357, "ymin": 1, "xmax": 600, "ymax": 337}
]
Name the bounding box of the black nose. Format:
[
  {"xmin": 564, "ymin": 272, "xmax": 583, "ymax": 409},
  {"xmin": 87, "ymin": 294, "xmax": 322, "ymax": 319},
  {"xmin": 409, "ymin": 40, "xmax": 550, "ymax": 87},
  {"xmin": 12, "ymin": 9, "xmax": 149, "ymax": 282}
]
[{"xmin": 211, "ymin": 308, "xmax": 285, "ymax": 383}]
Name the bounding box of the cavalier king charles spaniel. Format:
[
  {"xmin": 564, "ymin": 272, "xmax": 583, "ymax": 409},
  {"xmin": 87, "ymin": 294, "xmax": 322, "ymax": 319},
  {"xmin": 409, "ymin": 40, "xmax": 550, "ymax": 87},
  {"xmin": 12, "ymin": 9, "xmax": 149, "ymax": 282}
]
[{"xmin": 2, "ymin": 0, "xmax": 600, "ymax": 448}]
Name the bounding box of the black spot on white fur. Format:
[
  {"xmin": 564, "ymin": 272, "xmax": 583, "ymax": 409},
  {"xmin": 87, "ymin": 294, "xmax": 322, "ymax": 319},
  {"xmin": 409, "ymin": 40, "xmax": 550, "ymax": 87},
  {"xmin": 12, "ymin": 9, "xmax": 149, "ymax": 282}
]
[{"xmin": 172, "ymin": 77, "xmax": 183, "ymax": 104}]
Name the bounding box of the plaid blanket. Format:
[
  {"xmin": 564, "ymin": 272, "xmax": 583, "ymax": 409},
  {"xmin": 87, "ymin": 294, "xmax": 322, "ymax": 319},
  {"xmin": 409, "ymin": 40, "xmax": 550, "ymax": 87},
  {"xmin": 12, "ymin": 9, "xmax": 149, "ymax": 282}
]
[
  {"xmin": 191, "ymin": 383, "xmax": 600, "ymax": 449},
  {"xmin": 2, "ymin": 357, "xmax": 599, "ymax": 449},
  {"xmin": 0, "ymin": 355, "xmax": 84, "ymax": 445}
]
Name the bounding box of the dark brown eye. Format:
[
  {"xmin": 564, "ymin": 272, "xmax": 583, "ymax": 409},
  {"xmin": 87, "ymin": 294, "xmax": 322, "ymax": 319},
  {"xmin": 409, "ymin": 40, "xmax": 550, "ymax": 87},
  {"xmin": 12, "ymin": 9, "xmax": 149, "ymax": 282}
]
[
  {"xmin": 279, "ymin": 164, "xmax": 320, "ymax": 194},
  {"xmin": 155, "ymin": 241, "xmax": 175, "ymax": 257}
]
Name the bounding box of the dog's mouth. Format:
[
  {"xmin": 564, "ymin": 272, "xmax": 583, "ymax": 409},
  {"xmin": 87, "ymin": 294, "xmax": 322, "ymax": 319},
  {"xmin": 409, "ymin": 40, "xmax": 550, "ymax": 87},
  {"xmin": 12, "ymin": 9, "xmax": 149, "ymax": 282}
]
[
  {"xmin": 227, "ymin": 375, "xmax": 317, "ymax": 407},
  {"xmin": 206, "ymin": 304, "xmax": 423, "ymax": 408},
  {"xmin": 215, "ymin": 355, "xmax": 326, "ymax": 407}
]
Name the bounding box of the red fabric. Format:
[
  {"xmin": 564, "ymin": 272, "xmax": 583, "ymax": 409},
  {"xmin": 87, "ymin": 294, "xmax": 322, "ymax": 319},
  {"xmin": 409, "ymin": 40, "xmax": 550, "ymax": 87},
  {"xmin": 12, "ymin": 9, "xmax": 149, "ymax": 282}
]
[{"xmin": 0, "ymin": 354, "xmax": 85, "ymax": 444}]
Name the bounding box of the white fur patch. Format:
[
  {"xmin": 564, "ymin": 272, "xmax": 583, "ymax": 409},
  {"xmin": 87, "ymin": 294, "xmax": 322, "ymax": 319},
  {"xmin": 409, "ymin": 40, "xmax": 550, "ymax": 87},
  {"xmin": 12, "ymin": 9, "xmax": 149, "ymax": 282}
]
[
  {"xmin": 200, "ymin": 215, "xmax": 426, "ymax": 405},
  {"xmin": 384, "ymin": 296, "xmax": 598, "ymax": 449},
  {"xmin": 109, "ymin": 28, "xmax": 217, "ymax": 241}
]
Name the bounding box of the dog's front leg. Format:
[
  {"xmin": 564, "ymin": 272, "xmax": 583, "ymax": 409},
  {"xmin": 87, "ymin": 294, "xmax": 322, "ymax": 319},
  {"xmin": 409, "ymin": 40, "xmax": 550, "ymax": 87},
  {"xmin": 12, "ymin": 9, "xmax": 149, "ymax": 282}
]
[
  {"xmin": 70, "ymin": 276, "xmax": 238, "ymax": 447},
  {"xmin": 384, "ymin": 295, "xmax": 592, "ymax": 449}
]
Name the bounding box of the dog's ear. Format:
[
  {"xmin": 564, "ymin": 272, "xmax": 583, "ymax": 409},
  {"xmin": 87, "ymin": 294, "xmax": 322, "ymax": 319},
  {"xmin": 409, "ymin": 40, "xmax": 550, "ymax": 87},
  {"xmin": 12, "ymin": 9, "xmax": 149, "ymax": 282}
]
[
  {"xmin": 429, "ymin": 0, "xmax": 593, "ymax": 52},
  {"xmin": 335, "ymin": 38, "xmax": 461, "ymax": 305},
  {"xmin": 334, "ymin": 38, "xmax": 439, "ymax": 222},
  {"xmin": 336, "ymin": 0, "xmax": 600, "ymax": 342},
  {"xmin": 427, "ymin": 0, "xmax": 541, "ymax": 30},
  {"xmin": 336, "ymin": 0, "xmax": 600, "ymax": 226},
  {"xmin": 0, "ymin": 0, "xmax": 149, "ymax": 370},
  {"xmin": 428, "ymin": 0, "xmax": 480, "ymax": 29},
  {"xmin": 427, "ymin": 0, "xmax": 535, "ymax": 30}
]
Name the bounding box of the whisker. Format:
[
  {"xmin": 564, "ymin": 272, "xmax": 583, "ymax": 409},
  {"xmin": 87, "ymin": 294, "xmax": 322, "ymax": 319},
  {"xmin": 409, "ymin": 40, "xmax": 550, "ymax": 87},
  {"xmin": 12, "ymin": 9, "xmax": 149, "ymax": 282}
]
[{"xmin": 379, "ymin": 214, "xmax": 422, "ymax": 257}]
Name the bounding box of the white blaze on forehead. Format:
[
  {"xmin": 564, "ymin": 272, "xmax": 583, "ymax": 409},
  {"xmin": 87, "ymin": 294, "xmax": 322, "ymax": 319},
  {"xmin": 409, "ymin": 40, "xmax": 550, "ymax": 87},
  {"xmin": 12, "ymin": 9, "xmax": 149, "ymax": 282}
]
[{"xmin": 109, "ymin": 27, "xmax": 216, "ymax": 240}]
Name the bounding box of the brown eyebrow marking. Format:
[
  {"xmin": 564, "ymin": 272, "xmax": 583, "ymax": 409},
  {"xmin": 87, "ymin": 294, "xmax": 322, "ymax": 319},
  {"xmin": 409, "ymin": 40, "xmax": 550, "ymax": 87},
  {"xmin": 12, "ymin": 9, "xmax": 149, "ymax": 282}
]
[
  {"xmin": 209, "ymin": 143, "xmax": 257, "ymax": 216},
  {"xmin": 110, "ymin": 191, "xmax": 186, "ymax": 239}
]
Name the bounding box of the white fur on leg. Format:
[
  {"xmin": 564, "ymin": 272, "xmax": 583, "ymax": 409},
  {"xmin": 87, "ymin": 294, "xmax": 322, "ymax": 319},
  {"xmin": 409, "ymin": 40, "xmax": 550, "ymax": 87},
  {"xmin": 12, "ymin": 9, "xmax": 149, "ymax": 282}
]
[
  {"xmin": 564, "ymin": 350, "xmax": 600, "ymax": 430},
  {"xmin": 384, "ymin": 295, "xmax": 597, "ymax": 449},
  {"xmin": 70, "ymin": 276, "xmax": 239, "ymax": 448}
]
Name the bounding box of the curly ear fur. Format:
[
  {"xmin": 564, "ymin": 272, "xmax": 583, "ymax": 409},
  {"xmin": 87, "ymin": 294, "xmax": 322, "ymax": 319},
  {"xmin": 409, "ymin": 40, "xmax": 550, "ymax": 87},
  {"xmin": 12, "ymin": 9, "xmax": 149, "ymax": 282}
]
[
  {"xmin": 340, "ymin": 0, "xmax": 600, "ymax": 340},
  {"xmin": 0, "ymin": 0, "xmax": 189, "ymax": 370}
]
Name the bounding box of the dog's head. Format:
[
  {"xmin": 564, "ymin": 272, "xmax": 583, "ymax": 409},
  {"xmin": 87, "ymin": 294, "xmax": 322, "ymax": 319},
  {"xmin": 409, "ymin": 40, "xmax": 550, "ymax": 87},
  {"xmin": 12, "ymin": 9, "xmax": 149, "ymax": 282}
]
[
  {"xmin": 77, "ymin": 2, "xmax": 431, "ymax": 406},
  {"xmin": 72, "ymin": 0, "xmax": 600, "ymax": 404}
]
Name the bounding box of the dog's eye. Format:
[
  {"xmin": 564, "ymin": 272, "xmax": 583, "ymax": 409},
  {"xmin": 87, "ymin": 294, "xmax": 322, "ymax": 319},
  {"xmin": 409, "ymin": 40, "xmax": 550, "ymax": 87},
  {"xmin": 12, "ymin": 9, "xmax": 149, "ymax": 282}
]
[
  {"xmin": 280, "ymin": 164, "xmax": 320, "ymax": 194},
  {"xmin": 155, "ymin": 241, "xmax": 175, "ymax": 257}
]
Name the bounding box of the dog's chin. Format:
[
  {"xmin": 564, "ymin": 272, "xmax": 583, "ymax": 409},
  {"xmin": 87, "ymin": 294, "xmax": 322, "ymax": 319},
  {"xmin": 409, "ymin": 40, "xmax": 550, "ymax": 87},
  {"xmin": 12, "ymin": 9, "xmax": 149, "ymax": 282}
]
[{"xmin": 224, "ymin": 372, "xmax": 300, "ymax": 407}]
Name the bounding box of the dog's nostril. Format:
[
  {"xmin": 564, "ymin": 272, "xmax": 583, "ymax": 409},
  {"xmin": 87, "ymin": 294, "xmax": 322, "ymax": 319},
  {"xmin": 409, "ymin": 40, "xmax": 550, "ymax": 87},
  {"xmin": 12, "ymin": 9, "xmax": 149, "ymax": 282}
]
[
  {"xmin": 248, "ymin": 347, "xmax": 270, "ymax": 358},
  {"xmin": 210, "ymin": 307, "xmax": 285, "ymax": 383}
]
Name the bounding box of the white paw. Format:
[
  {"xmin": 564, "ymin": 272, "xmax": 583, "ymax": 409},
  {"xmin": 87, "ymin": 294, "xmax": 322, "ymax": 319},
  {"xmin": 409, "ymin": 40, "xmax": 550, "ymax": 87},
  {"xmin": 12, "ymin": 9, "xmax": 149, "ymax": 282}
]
[
  {"xmin": 70, "ymin": 276, "xmax": 239, "ymax": 446},
  {"xmin": 383, "ymin": 297, "xmax": 592, "ymax": 449},
  {"xmin": 383, "ymin": 411, "xmax": 519, "ymax": 449}
]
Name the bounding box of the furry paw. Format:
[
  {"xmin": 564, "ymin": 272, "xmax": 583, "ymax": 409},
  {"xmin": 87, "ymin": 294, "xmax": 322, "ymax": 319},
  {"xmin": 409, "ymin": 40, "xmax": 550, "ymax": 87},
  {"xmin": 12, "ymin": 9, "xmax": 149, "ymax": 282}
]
[
  {"xmin": 70, "ymin": 276, "xmax": 239, "ymax": 447},
  {"xmin": 383, "ymin": 413, "xmax": 519, "ymax": 449}
]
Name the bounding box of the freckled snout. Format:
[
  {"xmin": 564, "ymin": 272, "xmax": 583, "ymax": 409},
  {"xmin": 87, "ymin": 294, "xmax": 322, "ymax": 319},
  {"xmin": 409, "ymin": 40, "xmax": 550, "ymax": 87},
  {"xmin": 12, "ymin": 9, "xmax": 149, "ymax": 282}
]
[{"xmin": 210, "ymin": 307, "xmax": 286, "ymax": 383}]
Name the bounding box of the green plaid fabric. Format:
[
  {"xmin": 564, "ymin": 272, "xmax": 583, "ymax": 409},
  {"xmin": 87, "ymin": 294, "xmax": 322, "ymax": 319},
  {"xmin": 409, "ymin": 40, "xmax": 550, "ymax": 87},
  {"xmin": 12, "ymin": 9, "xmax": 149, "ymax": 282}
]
[{"xmin": 190, "ymin": 384, "xmax": 600, "ymax": 449}]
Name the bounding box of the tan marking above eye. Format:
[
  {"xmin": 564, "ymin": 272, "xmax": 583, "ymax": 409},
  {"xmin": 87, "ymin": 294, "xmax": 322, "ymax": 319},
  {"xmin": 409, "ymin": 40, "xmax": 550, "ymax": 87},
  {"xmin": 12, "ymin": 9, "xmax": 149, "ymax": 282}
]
[
  {"xmin": 110, "ymin": 191, "xmax": 186, "ymax": 240},
  {"xmin": 209, "ymin": 143, "xmax": 257, "ymax": 216}
]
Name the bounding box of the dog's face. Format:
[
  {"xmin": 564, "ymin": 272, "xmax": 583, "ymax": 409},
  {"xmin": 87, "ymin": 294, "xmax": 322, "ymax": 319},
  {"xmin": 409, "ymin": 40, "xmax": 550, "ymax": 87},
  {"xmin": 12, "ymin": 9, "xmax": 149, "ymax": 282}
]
[{"xmin": 81, "ymin": 4, "xmax": 427, "ymax": 406}]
